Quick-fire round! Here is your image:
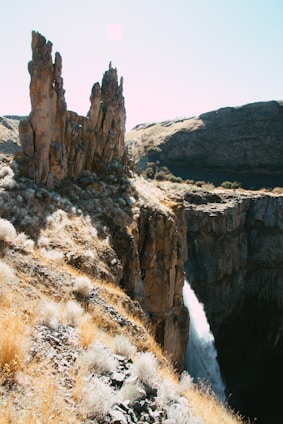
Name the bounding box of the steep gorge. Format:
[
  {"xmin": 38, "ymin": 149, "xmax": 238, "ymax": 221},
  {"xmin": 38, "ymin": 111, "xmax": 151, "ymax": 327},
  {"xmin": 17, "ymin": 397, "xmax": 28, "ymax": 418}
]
[{"xmin": 183, "ymin": 189, "xmax": 283, "ymax": 423}]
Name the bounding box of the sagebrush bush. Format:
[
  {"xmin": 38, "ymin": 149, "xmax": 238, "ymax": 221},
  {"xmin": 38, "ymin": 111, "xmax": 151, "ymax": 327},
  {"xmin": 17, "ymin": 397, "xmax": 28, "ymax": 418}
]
[
  {"xmin": 119, "ymin": 381, "xmax": 145, "ymax": 403},
  {"xmin": 164, "ymin": 398, "xmax": 201, "ymax": 424},
  {"xmin": 132, "ymin": 352, "xmax": 159, "ymax": 386},
  {"xmin": 112, "ymin": 334, "xmax": 137, "ymax": 358},
  {"xmin": 40, "ymin": 248, "xmax": 64, "ymax": 261},
  {"xmin": 73, "ymin": 276, "xmax": 93, "ymax": 297},
  {"xmin": 79, "ymin": 377, "xmax": 116, "ymax": 418},
  {"xmin": 40, "ymin": 300, "xmax": 60, "ymax": 329},
  {"xmin": 0, "ymin": 218, "xmax": 16, "ymax": 241},
  {"xmin": 65, "ymin": 301, "xmax": 83, "ymax": 327},
  {"xmin": 0, "ymin": 261, "xmax": 14, "ymax": 284},
  {"xmin": 15, "ymin": 233, "xmax": 34, "ymax": 252},
  {"xmin": 78, "ymin": 342, "xmax": 118, "ymax": 374}
]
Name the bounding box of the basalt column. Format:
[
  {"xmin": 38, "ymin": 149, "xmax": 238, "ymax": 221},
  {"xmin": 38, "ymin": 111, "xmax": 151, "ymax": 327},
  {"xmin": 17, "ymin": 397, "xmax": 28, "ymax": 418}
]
[{"xmin": 19, "ymin": 31, "xmax": 126, "ymax": 186}]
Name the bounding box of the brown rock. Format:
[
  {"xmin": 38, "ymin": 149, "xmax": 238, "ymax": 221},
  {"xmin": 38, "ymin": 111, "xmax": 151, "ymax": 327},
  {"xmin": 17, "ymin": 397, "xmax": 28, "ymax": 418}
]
[{"xmin": 19, "ymin": 32, "xmax": 126, "ymax": 186}]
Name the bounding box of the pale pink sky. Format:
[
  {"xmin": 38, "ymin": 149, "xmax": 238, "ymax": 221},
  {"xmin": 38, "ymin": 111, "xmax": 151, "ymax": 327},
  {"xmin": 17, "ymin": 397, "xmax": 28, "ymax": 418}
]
[{"xmin": 1, "ymin": 0, "xmax": 283, "ymax": 132}]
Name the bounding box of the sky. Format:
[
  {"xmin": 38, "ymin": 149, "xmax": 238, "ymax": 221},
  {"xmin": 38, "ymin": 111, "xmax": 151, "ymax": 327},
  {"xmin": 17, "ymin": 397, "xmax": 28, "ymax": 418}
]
[{"xmin": 1, "ymin": 0, "xmax": 283, "ymax": 132}]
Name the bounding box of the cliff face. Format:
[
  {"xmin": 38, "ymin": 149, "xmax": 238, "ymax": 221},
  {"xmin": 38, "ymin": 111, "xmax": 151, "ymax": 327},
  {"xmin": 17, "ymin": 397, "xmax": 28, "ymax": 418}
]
[
  {"xmin": 126, "ymin": 101, "xmax": 283, "ymax": 175},
  {"xmin": 183, "ymin": 189, "xmax": 283, "ymax": 421},
  {"xmin": 18, "ymin": 32, "xmax": 126, "ymax": 187},
  {"xmin": 15, "ymin": 32, "xmax": 189, "ymax": 370}
]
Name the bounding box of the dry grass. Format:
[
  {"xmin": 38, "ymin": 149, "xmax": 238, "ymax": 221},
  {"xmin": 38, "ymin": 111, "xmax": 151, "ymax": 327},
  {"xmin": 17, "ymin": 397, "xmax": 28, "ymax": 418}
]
[
  {"xmin": 0, "ymin": 314, "xmax": 27, "ymax": 385},
  {"xmin": 186, "ymin": 383, "xmax": 247, "ymax": 424},
  {"xmin": 78, "ymin": 315, "xmax": 97, "ymax": 348}
]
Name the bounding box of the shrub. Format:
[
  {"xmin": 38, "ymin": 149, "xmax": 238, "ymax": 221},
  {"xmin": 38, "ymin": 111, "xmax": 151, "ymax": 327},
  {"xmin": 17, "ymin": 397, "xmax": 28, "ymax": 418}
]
[
  {"xmin": 0, "ymin": 218, "xmax": 16, "ymax": 242},
  {"xmin": 119, "ymin": 381, "xmax": 145, "ymax": 403},
  {"xmin": 221, "ymin": 181, "xmax": 242, "ymax": 189},
  {"xmin": 40, "ymin": 300, "xmax": 60, "ymax": 329},
  {"xmin": 78, "ymin": 342, "xmax": 118, "ymax": 374},
  {"xmin": 15, "ymin": 233, "xmax": 34, "ymax": 252},
  {"xmin": 132, "ymin": 352, "xmax": 159, "ymax": 386},
  {"xmin": 112, "ymin": 335, "xmax": 137, "ymax": 358},
  {"xmin": 186, "ymin": 179, "xmax": 195, "ymax": 185},
  {"xmin": 169, "ymin": 175, "xmax": 183, "ymax": 183},
  {"xmin": 155, "ymin": 171, "xmax": 168, "ymax": 181},
  {"xmin": 144, "ymin": 167, "xmax": 155, "ymax": 179},
  {"xmin": 79, "ymin": 377, "xmax": 116, "ymax": 418},
  {"xmin": 231, "ymin": 181, "xmax": 242, "ymax": 189},
  {"xmin": 195, "ymin": 181, "xmax": 205, "ymax": 187},
  {"xmin": 40, "ymin": 248, "xmax": 64, "ymax": 261},
  {"xmin": 73, "ymin": 276, "xmax": 93, "ymax": 297},
  {"xmin": 164, "ymin": 398, "xmax": 200, "ymax": 424},
  {"xmin": 0, "ymin": 261, "xmax": 14, "ymax": 284},
  {"xmin": 65, "ymin": 301, "xmax": 83, "ymax": 327},
  {"xmin": 179, "ymin": 371, "xmax": 193, "ymax": 393},
  {"xmin": 147, "ymin": 146, "xmax": 162, "ymax": 156}
]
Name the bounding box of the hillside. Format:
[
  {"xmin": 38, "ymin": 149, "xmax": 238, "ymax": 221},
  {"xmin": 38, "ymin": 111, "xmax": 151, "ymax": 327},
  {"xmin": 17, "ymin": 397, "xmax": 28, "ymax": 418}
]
[
  {"xmin": 0, "ymin": 132, "xmax": 245, "ymax": 424},
  {"xmin": 126, "ymin": 101, "xmax": 283, "ymax": 189}
]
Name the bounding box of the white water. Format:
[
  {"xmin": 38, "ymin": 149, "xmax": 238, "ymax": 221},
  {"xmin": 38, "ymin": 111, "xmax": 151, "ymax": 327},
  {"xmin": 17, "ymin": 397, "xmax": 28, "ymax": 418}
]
[{"xmin": 183, "ymin": 280, "xmax": 226, "ymax": 402}]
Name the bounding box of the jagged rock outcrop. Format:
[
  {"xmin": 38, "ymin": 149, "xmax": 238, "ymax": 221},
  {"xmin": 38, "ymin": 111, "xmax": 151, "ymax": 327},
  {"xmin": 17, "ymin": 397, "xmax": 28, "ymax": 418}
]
[
  {"xmin": 18, "ymin": 31, "xmax": 126, "ymax": 186},
  {"xmin": 126, "ymin": 101, "xmax": 283, "ymax": 176},
  {"xmin": 104, "ymin": 197, "xmax": 190, "ymax": 370},
  {"xmin": 182, "ymin": 188, "xmax": 283, "ymax": 422}
]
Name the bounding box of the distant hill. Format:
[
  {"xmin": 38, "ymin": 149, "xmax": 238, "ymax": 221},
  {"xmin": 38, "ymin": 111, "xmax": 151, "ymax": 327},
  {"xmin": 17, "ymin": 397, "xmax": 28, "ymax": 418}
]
[{"xmin": 126, "ymin": 101, "xmax": 283, "ymax": 189}]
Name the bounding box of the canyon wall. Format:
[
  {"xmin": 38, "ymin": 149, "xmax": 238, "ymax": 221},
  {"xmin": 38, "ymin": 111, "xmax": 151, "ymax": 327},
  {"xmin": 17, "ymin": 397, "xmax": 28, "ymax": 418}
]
[
  {"xmin": 183, "ymin": 189, "xmax": 283, "ymax": 422},
  {"xmin": 18, "ymin": 31, "xmax": 126, "ymax": 187},
  {"xmin": 126, "ymin": 101, "xmax": 283, "ymax": 174}
]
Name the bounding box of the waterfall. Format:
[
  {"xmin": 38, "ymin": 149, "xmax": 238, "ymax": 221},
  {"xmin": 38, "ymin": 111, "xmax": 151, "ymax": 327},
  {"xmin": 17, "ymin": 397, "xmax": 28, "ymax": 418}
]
[{"xmin": 183, "ymin": 280, "xmax": 226, "ymax": 402}]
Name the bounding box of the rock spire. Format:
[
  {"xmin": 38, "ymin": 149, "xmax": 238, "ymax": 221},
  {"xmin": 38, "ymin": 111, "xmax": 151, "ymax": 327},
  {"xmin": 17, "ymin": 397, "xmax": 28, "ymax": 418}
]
[{"xmin": 19, "ymin": 31, "xmax": 126, "ymax": 186}]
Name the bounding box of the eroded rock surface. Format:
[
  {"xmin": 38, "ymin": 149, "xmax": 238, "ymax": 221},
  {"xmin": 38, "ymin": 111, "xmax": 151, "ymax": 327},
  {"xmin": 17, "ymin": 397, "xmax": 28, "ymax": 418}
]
[
  {"xmin": 18, "ymin": 31, "xmax": 126, "ymax": 186},
  {"xmin": 126, "ymin": 101, "xmax": 283, "ymax": 174},
  {"xmin": 181, "ymin": 188, "xmax": 283, "ymax": 422}
]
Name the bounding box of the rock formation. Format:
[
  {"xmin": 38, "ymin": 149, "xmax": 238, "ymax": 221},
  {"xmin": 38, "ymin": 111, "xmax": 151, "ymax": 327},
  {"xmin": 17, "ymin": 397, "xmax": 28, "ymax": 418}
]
[
  {"xmin": 18, "ymin": 31, "xmax": 126, "ymax": 187},
  {"xmin": 109, "ymin": 201, "xmax": 189, "ymax": 368}
]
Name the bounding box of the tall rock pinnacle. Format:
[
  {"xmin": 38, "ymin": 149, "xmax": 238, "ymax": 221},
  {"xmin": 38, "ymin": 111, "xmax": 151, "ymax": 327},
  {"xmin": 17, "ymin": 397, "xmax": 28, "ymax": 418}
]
[{"xmin": 19, "ymin": 31, "xmax": 126, "ymax": 186}]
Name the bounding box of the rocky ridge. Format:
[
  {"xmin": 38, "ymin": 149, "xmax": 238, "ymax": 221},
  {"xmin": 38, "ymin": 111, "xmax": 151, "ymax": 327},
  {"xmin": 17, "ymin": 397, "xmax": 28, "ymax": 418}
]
[
  {"xmin": 126, "ymin": 101, "xmax": 283, "ymax": 177},
  {"xmin": 18, "ymin": 31, "xmax": 126, "ymax": 187}
]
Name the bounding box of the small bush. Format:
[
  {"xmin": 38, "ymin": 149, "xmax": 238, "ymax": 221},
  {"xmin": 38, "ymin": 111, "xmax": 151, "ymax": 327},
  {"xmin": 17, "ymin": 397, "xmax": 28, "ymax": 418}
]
[
  {"xmin": 119, "ymin": 381, "xmax": 145, "ymax": 403},
  {"xmin": 221, "ymin": 181, "xmax": 242, "ymax": 189},
  {"xmin": 132, "ymin": 352, "xmax": 159, "ymax": 386},
  {"xmin": 40, "ymin": 301, "xmax": 60, "ymax": 329},
  {"xmin": 65, "ymin": 301, "xmax": 83, "ymax": 327},
  {"xmin": 195, "ymin": 180, "xmax": 205, "ymax": 187},
  {"xmin": 79, "ymin": 377, "xmax": 116, "ymax": 418},
  {"xmin": 78, "ymin": 342, "xmax": 118, "ymax": 374},
  {"xmin": 0, "ymin": 261, "xmax": 14, "ymax": 284},
  {"xmin": 73, "ymin": 276, "xmax": 93, "ymax": 297},
  {"xmin": 40, "ymin": 248, "xmax": 64, "ymax": 261},
  {"xmin": 231, "ymin": 181, "xmax": 242, "ymax": 189},
  {"xmin": 186, "ymin": 179, "xmax": 195, "ymax": 185},
  {"xmin": 112, "ymin": 335, "xmax": 137, "ymax": 358},
  {"xmin": 147, "ymin": 146, "xmax": 162, "ymax": 156},
  {"xmin": 144, "ymin": 167, "xmax": 155, "ymax": 179},
  {"xmin": 15, "ymin": 233, "xmax": 34, "ymax": 253},
  {"xmin": 0, "ymin": 218, "xmax": 16, "ymax": 242},
  {"xmin": 169, "ymin": 175, "xmax": 183, "ymax": 183},
  {"xmin": 155, "ymin": 171, "xmax": 168, "ymax": 181}
]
